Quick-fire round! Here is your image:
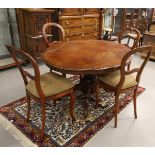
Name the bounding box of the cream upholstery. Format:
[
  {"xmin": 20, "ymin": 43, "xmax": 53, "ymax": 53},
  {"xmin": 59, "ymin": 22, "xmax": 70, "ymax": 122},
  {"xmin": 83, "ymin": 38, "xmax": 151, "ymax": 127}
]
[
  {"xmin": 26, "ymin": 72, "xmax": 73, "ymax": 98},
  {"xmin": 98, "ymin": 70, "xmax": 138, "ymax": 89},
  {"xmin": 127, "ymin": 33, "xmax": 137, "ymax": 38},
  {"xmin": 128, "ymin": 33, "xmax": 142, "ymax": 38}
]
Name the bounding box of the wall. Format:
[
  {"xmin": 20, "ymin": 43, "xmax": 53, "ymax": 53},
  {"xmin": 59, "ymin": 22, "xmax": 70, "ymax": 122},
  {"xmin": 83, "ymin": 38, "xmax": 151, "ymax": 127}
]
[{"xmin": 0, "ymin": 8, "xmax": 20, "ymax": 57}]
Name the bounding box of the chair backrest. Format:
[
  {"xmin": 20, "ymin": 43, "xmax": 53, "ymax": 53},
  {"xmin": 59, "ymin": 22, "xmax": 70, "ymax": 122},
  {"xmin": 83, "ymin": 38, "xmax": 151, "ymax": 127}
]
[
  {"xmin": 118, "ymin": 27, "xmax": 141, "ymax": 50},
  {"xmin": 42, "ymin": 22, "xmax": 65, "ymax": 48},
  {"xmin": 116, "ymin": 46, "xmax": 152, "ymax": 90},
  {"xmin": 5, "ymin": 45, "xmax": 45, "ymax": 98},
  {"xmin": 138, "ymin": 16, "xmax": 148, "ymax": 35},
  {"xmin": 148, "ymin": 22, "xmax": 155, "ymax": 32}
]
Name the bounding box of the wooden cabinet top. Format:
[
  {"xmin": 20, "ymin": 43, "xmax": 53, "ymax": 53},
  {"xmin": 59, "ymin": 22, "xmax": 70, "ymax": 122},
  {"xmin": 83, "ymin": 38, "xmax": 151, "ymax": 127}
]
[
  {"xmin": 59, "ymin": 8, "xmax": 101, "ymax": 16},
  {"xmin": 59, "ymin": 14, "xmax": 100, "ymax": 19},
  {"xmin": 18, "ymin": 8, "xmax": 55, "ymax": 14}
]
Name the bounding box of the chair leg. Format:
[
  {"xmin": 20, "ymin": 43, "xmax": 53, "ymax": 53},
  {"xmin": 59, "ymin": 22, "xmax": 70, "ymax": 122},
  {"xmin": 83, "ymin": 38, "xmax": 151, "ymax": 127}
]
[
  {"xmin": 41, "ymin": 99, "xmax": 46, "ymax": 140},
  {"xmin": 26, "ymin": 94, "xmax": 31, "ymax": 122},
  {"xmin": 95, "ymin": 82, "xmax": 100, "ymax": 109},
  {"xmin": 53, "ymin": 100, "xmax": 57, "ymax": 105},
  {"xmin": 133, "ymin": 88, "xmax": 138, "ymax": 119},
  {"xmin": 127, "ymin": 61, "xmax": 131, "ymax": 71},
  {"xmin": 50, "ymin": 68, "xmax": 53, "ymax": 72},
  {"xmin": 80, "ymin": 75, "xmax": 83, "ymax": 81},
  {"xmin": 114, "ymin": 93, "xmax": 119, "ymax": 128},
  {"xmin": 70, "ymin": 92, "xmax": 76, "ymax": 121},
  {"xmin": 62, "ymin": 73, "xmax": 66, "ymax": 77},
  {"xmin": 127, "ymin": 37, "xmax": 131, "ymax": 45}
]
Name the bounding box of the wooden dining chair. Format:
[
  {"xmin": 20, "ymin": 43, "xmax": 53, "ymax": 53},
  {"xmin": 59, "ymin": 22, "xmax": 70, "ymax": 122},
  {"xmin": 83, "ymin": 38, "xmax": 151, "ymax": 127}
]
[
  {"xmin": 118, "ymin": 27, "xmax": 141, "ymax": 71},
  {"xmin": 96, "ymin": 46, "xmax": 151, "ymax": 128},
  {"xmin": 42, "ymin": 22, "xmax": 66, "ymax": 77},
  {"xmin": 5, "ymin": 45, "xmax": 76, "ymax": 140},
  {"xmin": 42, "ymin": 22, "xmax": 65, "ymax": 48},
  {"xmin": 138, "ymin": 16, "xmax": 148, "ymax": 47},
  {"xmin": 118, "ymin": 27, "xmax": 141, "ymax": 50}
]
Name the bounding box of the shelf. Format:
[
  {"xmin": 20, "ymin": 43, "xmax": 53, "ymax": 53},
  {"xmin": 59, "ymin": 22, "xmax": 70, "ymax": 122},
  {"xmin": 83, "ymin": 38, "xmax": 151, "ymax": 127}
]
[{"xmin": 0, "ymin": 57, "xmax": 23, "ymax": 70}]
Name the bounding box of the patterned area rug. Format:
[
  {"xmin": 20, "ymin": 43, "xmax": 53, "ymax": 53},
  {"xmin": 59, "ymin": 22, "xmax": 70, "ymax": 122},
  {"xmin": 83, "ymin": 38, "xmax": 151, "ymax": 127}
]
[{"xmin": 0, "ymin": 87, "xmax": 144, "ymax": 147}]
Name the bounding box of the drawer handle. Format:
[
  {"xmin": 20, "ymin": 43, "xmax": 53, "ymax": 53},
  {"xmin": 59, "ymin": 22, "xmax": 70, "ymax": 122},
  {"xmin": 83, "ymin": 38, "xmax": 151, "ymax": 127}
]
[
  {"xmin": 65, "ymin": 30, "xmax": 69, "ymax": 35},
  {"xmin": 82, "ymin": 34, "xmax": 85, "ymax": 37},
  {"xmin": 94, "ymin": 34, "xmax": 98, "ymax": 37},
  {"xmin": 66, "ymin": 38, "xmax": 70, "ymax": 41},
  {"xmin": 65, "ymin": 21, "xmax": 69, "ymax": 25},
  {"xmin": 82, "ymin": 18, "xmax": 85, "ymax": 21}
]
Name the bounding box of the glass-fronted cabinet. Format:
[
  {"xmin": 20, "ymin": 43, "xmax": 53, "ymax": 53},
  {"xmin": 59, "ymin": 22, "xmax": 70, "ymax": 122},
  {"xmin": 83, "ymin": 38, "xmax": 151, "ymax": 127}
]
[{"xmin": 0, "ymin": 8, "xmax": 21, "ymax": 70}]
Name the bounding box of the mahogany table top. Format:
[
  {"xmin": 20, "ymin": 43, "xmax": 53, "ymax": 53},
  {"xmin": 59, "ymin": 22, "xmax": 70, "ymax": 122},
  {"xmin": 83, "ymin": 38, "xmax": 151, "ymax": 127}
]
[{"xmin": 41, "ymin": 40, "xmax": 130, "ymax": 75}]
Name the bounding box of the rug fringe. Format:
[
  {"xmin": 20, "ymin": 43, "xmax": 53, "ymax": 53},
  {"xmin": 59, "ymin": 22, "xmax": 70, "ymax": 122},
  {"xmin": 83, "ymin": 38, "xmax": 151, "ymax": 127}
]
[{"xmin": 0, "ymin": 114, "xmax": 37, "ymax": 147}]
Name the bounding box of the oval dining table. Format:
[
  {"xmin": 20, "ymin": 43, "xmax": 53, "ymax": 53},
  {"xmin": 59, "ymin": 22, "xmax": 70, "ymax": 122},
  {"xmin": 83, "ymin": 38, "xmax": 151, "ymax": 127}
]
[
  {"xmin": 41, "ymin": 40, "xmax": 130, "ymax": 75},
  {"xmin": 41, "ymin": 40, "xmax": 130, "ymax": 117}
]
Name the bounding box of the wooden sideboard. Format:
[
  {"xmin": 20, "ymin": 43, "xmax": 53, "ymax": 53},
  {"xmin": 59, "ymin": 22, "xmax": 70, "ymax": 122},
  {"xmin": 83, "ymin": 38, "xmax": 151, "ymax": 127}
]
[
  {"xmin": 140, "ymin": 31, "xmax": 155, "ymax": 60},
  {"xmin": 16, "ymin": 9, "xmax": 54, "ymax": 63},
  {"xmin": 59, "ymin": 8, "xmax": 103, "ymax": 41}
]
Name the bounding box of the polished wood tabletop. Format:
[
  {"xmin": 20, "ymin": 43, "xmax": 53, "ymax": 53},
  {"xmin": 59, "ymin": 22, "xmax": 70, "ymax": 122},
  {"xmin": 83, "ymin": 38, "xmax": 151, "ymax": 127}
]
[{"xmin": 41, "ymin": 40, "xmax": 130, "ymax": 75}]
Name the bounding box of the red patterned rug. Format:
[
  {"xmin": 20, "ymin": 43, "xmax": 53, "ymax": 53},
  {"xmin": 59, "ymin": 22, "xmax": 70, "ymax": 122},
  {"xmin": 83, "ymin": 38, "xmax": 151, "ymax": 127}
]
[{"xmin": 0, "ymin": 87, "xmax": 144, "ymax": 147}]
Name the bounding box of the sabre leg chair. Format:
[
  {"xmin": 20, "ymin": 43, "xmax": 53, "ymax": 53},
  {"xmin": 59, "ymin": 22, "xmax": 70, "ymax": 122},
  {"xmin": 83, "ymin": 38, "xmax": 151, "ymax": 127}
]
[
  {"xmin": 96, "ymin": 46, "xmax": 151, "ymax": 128},
  {"xmin": 6, "ymin": 45, "xmax": 76, "ymax": 140},
  {"xmin": 42, "ymin": 22, "xmax": 65, "ymax": 48},
  {"xmin": 118, "ymin": 27, "xmax": 141, "ymax": 71},
  {"xmin": 118, "ymin": 27, "xmax": 141, "ymax": 50},
  {"xmin": 42, "ymin": 22, "xmax": 66, "ymax": 77}
]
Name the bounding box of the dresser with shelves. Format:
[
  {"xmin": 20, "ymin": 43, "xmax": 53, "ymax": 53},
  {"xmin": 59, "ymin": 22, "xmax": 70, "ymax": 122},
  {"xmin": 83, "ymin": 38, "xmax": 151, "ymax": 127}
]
[{"xmin": 59, "ymin": 8, "xmax": 103, "ymax": 41}]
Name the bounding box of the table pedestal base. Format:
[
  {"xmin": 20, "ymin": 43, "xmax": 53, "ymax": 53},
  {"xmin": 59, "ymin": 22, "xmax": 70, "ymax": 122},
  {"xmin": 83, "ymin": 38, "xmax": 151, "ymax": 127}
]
[{"xmin": 80, "ymin": 75, "xmax": 97, "ymax": 117}]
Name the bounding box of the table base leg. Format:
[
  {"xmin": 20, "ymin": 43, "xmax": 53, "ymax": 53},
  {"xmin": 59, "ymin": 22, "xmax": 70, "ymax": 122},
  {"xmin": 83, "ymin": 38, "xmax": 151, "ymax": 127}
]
[{"xmin": 80, "ymin": 75, "xmax": 97, "ymax": 118}]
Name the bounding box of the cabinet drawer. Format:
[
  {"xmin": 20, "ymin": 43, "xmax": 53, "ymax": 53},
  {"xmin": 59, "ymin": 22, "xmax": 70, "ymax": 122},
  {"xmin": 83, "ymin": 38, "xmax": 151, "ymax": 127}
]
[
  {"xmin": 60, "ymin": 8, "xmax": 82, "ymax": 16},
  {"xmin": 60, "ymin": 17, "xmax": 99, "ymax": 28},
  {"xmin": 84, "ymin": 32, "xmax": 99, "ymax": 39},
  {"xmin": 65, "ymin": 25, "xmax": 99, "ymax": 36},
  {"xmin": 65, "ymin": 32, "xmax": 99, "ymax": 41}
]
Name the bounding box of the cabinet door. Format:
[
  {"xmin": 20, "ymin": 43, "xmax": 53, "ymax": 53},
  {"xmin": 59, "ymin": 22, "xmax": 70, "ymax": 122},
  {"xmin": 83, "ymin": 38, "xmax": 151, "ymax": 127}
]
[
  {"xmin": 60, "ymin": 9, "xmax": 82, "ymax": 16},
  {"xmin": 83, "ymin": 8, "xmax": 100, "ymax": 15},
  {"xmin": 32, "ymin": 14, "xmax": 51, "ymax": 35}
]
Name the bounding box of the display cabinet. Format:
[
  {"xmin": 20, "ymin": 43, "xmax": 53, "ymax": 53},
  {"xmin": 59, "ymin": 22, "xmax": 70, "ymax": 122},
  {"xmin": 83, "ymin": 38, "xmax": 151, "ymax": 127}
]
[
  {"xmin": 0, "ymin": 8, "xmax": 23, "ymax": 70},
  {"xmin": 16, "ymin": 9, "xmax": 54, "ymax": 63}
]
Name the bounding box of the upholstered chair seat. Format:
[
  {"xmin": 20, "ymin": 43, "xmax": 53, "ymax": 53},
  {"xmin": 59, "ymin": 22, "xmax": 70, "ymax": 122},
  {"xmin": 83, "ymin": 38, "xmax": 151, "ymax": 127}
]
[
  {"xmin": 6, "ymin": 45, "xmax": 76, "ymax": 140},
  {"xmin": 95, "ymin": 46, "xmax": 151, "ymax": 128},
  {"xmin": 98, "ymin": 70, "xmax": 138, "ymax": 89},
  {"xmin": 26, "ymin": 72, "xmax": 73, "ymax": 98},
  {"xmin": 127, "ymin": 33, "xmax": 143, "ymax": 40}
]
